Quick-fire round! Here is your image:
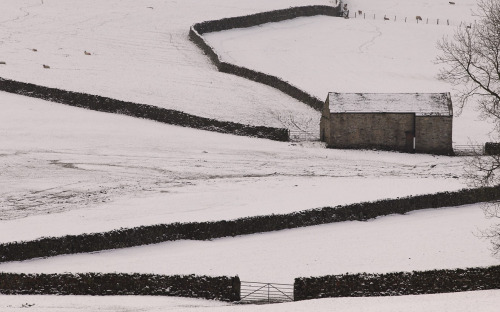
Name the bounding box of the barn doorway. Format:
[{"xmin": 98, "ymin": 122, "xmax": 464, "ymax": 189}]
[{"xmin": 405, "ymin": 131, "xmax": 415, "ymax": 153}]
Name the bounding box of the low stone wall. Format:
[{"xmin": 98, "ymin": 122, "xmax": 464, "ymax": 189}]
[
  {"xmin": 2, "ymin": 185, "xmax": 500, "ymax": 263},
  {"xmin": 294, "ymin": 265, "xmax": 500, "ymax": 300},
  {"xmin": 0, "ymin": 77, "xmax": 289, "ymax": 141},
  {"xmin": 0, "ymin": 272, "xmax": 240, "ymax": 301},
  {"xmin": 194, "ymin": 5, "xmax": 340, "ymax": 35},
  {"xmin": 485, "ymin": 142, "xmax": 500, "ymax": 155},
  {"xmin": 189, "ymin": 5, "xmax": 341, "ymax": 111}
]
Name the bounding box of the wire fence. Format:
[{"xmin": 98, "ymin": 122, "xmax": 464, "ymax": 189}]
[
  {"xmin": 350, "ymin": 11, "xmax": 466, "ymax": 26},
  {"xmin": 329, "ymin": 0, "xmax": 474, "ymax": 27}
]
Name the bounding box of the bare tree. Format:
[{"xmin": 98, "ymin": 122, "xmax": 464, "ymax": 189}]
[
  {"xmin": 436, "ymin": 0, "xmax": 500, "ymax": 255},
  {"xmin": 437, "ymin": 0, "xmax": 500, "ymax": 121}
]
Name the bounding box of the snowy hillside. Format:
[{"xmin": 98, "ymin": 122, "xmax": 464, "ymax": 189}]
[
  {"xmin": 0, "ymin": 204, "xmax": 497, "ymax": 283},
  {"xmin": 0, "ymin": 0, "xmax": 323, "ymax": 130},
  {"xmin": 203, "ymin": 0, "xmax": 494, "ymax": 144},
  {"xmin": 2, "ymin": 290, "xmax": 500, "ymax": 312},
  {"xmin": 1, "ymin": 0, "xmax": 500, "ymax": 310},
  {"xmin": 0, "ymin": 92, "xmax": 466, "ymax": 242}
]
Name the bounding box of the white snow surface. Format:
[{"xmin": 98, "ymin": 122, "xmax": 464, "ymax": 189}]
[
  {"xmin": 0, "ymin": 92, "xmax": 467, "ymax": 242},
  {"xmin": 2, "ymin": 290, "xmax": 500, "ymax": 312},
  {"xmin": 203, "ymin": 1, "xmax": 497, "ymax": 144},
  {"xmin": 1, "ymin": 0, "xmax": 500, "ymax": 310},
  {"xmin": 327, "ymin": 92, "xmax": 452, "ymax": 116},
  {"xmin": 0, "ymin": 0, "xmax": 323, "ymax": 131},
  {"xmin": 1, "ymin": 204, "xmax": 497, "ymax": 284}
]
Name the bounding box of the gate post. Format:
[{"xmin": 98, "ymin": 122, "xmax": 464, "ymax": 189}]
[
  {"xmin": 293, "ymin": 278, "xmax": 302, "ymax": 301},
  {"xmin": 231, "ymin": 275, "xmax": 241, "ymax": 301}
]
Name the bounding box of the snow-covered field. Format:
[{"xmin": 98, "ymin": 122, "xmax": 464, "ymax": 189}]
[
  {"xmin": 0, "ymin": 92, "xmax": 466, "ymax": 242},
  {"xmin": 1, "ymin": 290, "xmax": 500, "ymax": 312},
  {"xmin": 1, "ymin": 0, "xmax": 500, "ymax": 310},
  {"xmin": 0, "ymin": 0, "xmax": 321, "ymax": 129},
  {"xmin": 0, "ymin": 204, "xmax": 497, "ymax": 284},
  {"xmin": 203, "ymin": 3, "xmax": 494, "ymax": 144}
]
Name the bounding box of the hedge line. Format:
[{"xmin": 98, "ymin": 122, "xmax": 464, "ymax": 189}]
[
  {"xmin": 294, "ymin": 265, "xmax": 500, "ymax": 300},
  {"xmin": 0, "ymin": 272, "xmax": 240, "ymax": 301},
  {"xmin": 189, "ymin": 5, "xmax": 341, "ymax": 111},
  {"xmin": 0, "ymin": 77, "xmax": 289, "ymax": 141},
  {"xmin": 2, "ymin": 185, "xmax": 500, "ymax": 263}
]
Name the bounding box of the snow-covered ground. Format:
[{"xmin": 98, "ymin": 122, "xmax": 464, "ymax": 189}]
[
  {"xmin": 0, "ymin": 92, "xmax": 466, "ymax": 242},
  {"xmin": 1, "ymin": 290, "xmax": 500, "ymax": 312},
  {"xmin": 1, "ymin": 204, "xmax": 497, "ymax": 284},
  {"xmin": 1, "ymin": 0, "xmax": 500, "ymax": 310},
  {"xmin": 203, "ymin": 3, "xmax": 495, "ymax": 144},
  {"xmin": 0, "ymin": 0, "xmax": 322, "ymax": 130}
]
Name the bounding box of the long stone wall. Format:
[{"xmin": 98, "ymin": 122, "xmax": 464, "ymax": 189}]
[
  {"xmin": 294, "ymin": 265, "xmax": 500, "ymax": 300},
  {"xmin": 189, "ymin": 5, "xmax": 342, "ymax": 112},
  {"xmin": 0, "ymin": 77, "xmax": 289, "ymax": 141},
  {"xmin": 0, "ymin": 272, "xmax": 240, "ymax": 301},
  {"xmin": 2, "ymin": 185, "xmax": 500, "ymax": 263}
]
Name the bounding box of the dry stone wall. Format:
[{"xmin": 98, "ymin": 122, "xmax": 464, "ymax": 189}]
[
  {"xmin": 0, "ymin": 77, "xmax": 289, "ymax": 141},
  {"xmin": 0, "ymin": 272, "xmax": 240, "ymax": 301},
  {"xmin": 2, "ymin": 185, "xmax": 500, "ymax": 263},
  {"xmin": 294, "ymin": 266, "xmax": 500, "ymax": 300},
  {"xmin": 189, "ymin": 5, "xmax": 342, "ymax": 112}
]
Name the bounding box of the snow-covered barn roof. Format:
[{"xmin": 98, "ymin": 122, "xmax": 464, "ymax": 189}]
[{"xmin": 327, "ymin": 92, "xmax": 453, "ymax": 116}]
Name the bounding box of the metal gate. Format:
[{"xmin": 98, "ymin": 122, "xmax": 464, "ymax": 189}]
[
  {"xmin": 289, "ymin": 129, "xmax": 318, "ymax": 142},
  {"xmin": 454, "ymin": 144, "xmax": 484, "ymax": 156},
  {"xmin": 239, "ymin": 281, "xmax": 294, "ymax": 304}
]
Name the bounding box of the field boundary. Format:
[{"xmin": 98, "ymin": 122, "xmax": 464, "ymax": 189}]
[
  {"xmin": 294, "ymin": 265, "xmax": 500, "ymax": 300},
  {"xmin": 0, "ymin": 272, "xmax": 240, "ymax": 301},
  {"xmin": 2, "ymin": 185, "xmax": 500, "ymax": 263},
  {"xmin": 0, "ymin": 77, "xmax": 289, "ymax": 141},
  {"xmin": 189, "ymin": 5, "xmax": 342, "ymax": 112}
]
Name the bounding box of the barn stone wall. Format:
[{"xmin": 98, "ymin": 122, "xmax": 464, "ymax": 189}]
[
  {"xmin": 320, "ymin": 98, "xmax": 331, "ymax": 142},
  {"xmin": 328, "ymin": 113, "xmax": 414, "ymax": 152},
  {"xmin": 415, "ymin": 116, "xmax": 453, "ymax": 155}
]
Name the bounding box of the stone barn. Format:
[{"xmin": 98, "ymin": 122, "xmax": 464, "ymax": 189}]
[{"xmin": 320, "ymin": 92, "xmax": 453, "ymax": 155}]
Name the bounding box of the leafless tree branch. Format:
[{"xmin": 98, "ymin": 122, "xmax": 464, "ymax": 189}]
[{"xmin": 437, "ymin": 0, "xmax": 500, "ymax": 256}]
